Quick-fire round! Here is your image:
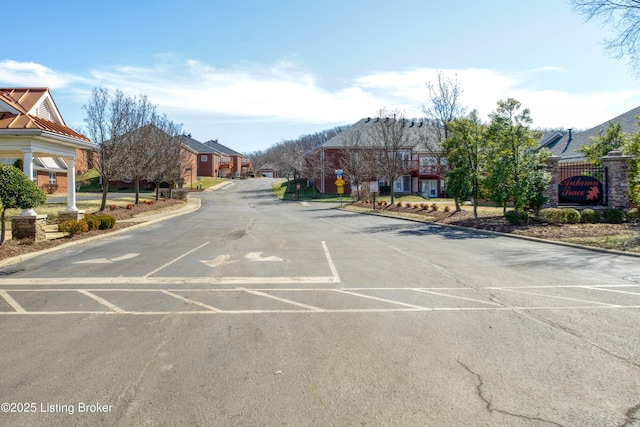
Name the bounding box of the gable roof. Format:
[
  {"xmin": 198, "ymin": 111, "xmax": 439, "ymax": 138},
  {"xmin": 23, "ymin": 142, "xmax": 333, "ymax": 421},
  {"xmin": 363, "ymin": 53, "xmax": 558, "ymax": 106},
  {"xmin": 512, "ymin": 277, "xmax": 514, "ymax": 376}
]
[
  {"xmin": 316, "ymin": 117, "xmax": 439, "ymax": 152},
  {"xmin": 178, "ymin": 134, "xmax": 219, "ymax": 154},
  {"xmin": 539, "ymin": 105, "xmax": 640, "ymax": 162},
  {"xmin": 0, "ymin": 87, "xmax": 91, "ymax": 143},
  {"xmin": 203, "ymin": 139, "xmax": 243, "ymax": 156}
]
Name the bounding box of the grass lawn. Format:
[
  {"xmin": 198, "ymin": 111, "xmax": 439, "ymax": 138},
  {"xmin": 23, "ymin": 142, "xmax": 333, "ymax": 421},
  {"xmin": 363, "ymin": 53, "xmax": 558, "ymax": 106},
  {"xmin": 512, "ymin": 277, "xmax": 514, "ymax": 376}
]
[{"xmin": 271, "ymin": 179, "xmax": 506, "ymax": 215}]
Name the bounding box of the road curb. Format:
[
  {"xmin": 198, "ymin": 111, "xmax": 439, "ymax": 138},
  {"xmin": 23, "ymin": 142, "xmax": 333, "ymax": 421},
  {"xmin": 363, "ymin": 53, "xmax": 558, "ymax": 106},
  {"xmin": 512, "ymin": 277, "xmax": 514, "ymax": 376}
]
[
  {"xmin": 0, "ymin": 197, "xmax": 202, "ymax": 269},
  {"xmin": 338, "ymin": 206, "xmax": 640, "ymax": 259}
]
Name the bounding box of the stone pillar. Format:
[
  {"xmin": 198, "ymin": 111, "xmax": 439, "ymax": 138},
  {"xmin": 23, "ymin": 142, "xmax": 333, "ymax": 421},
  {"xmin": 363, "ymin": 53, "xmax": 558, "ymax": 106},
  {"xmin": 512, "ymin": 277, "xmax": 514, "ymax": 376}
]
[
  {"xmin": 600, "ymin": 150, "xmax": 633, "ymax": 210},
  {"xmin": 11, "ymin": 213, "xmax": 47, "ymax": 241},
  {"xmin": 57, "ymin": 210, "xmax": 85, "ymax": 231},
  {"xmin": 543, "ymin": 155, "xmax": 561, "ymax": 208}
]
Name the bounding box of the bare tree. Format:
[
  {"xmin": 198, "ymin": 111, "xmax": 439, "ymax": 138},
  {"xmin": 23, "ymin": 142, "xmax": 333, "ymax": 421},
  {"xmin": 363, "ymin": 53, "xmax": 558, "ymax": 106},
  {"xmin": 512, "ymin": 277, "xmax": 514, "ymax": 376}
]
[
  {"xmin": 121, "ymin": 95, "xmax": 159, "ymax": 204},
  {"xmin": 571, "ymin": 0, "xmax": 640, "ymax": 75},
  {"xmin": 83, "ymin": 87, "xmax": 134, "ymax": 211},
  {"xmin": 367, "ymin": 108, "xmax": 416, "ymax": 204},
  {"xmin": 338, "ymin": 129, "xmax": 376, "ymax": 201},
  {"xmin": 423, "ymin": 71, "xmax": 465, "ymax": 142},
  {"xmin": 141, "ymin": 117, "xmax": 185, "ymax": 199}
]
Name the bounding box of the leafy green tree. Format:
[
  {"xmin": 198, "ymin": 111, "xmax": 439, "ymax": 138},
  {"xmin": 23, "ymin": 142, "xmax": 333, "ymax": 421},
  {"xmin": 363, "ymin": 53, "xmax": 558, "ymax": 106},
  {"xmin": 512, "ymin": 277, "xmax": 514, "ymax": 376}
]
[
  {"xmin": 622, "ymin": 129, "xmax": 640, "ymax": 205},
  {"xmin": 0, "ymin": 165, "xmax": 47, "ymax": 244},
  {"xmin": 485, "ymin": 99, "xmax": 550, "ymax": 212},
  {"xmin": 577, "ymin": 122, "xmax": 626, "ymax": 167},
  {"xmin": 442, "ymin": 110, "xmax": 487, "ymax": 217}
]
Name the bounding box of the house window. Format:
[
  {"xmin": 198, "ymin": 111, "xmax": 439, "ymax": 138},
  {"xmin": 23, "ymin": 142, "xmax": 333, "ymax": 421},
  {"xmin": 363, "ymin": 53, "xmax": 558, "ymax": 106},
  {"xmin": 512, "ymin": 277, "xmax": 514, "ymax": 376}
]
[
  {"xmin": 49, "ymin": 172, "xmax": 57, "ymax": 184},
  {"xmin": 32, "ymin": 170, "xmax": 37, "ymax": 183},
  {"xmin": 201, "ymin": 155, "xmax": 208, "ymax": 162},
  {"xmin": 393, "ymin": 175, "xmax": 411, "ymax": 192}
]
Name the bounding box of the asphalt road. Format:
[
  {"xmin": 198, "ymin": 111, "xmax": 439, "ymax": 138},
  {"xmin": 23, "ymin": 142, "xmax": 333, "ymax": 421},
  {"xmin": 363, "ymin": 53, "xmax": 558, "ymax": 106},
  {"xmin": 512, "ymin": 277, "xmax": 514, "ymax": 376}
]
[{"xmin": 1, "ymin": 178, "xmax": 639, "ymax": 426}]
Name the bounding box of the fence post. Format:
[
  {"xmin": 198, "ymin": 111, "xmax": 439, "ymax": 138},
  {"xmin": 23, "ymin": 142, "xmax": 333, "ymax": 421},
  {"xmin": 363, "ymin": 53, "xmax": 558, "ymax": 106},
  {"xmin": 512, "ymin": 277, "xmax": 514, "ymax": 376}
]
[
  {"xmin": 600, "ymin": 150, "xmax": 633, "ymax": 210},
  {"xmin": 544, "ymin": 155, "xmax": 561, "ymax": 208}
]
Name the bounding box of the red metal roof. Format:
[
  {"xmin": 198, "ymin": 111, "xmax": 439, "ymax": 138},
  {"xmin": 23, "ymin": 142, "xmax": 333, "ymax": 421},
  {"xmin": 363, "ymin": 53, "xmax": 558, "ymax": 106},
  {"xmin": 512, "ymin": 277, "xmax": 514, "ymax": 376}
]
[{"xmin": 0, "ymin": 87, "xmax": 90, "ymax": 142}]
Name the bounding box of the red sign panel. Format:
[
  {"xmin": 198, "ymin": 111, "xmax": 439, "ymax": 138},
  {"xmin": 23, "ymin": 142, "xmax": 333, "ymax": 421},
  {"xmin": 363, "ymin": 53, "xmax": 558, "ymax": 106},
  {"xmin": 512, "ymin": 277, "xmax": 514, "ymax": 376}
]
[{"xmin": 558, "ymin": 175, "xmax": 603, "ymax": 204}]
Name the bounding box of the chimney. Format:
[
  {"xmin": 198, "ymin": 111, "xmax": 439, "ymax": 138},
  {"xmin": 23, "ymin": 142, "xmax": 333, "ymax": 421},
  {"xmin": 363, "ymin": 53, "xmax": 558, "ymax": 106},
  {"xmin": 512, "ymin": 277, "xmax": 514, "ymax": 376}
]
[{"xmin": 568, "ymin": 128, "xmax": 572, "ymax": 141}]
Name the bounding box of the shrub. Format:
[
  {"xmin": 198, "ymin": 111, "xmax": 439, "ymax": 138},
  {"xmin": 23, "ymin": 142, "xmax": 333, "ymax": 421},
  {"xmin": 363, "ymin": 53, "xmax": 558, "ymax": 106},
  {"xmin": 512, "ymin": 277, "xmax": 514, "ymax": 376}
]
[
  {"xmin": 126, "ymin": 204, "xmax": 135, "ymax": 210},
  {"xmin": 109, "ymin": 205, "xmax": 117, "ymax": 210},
  {"xmin": 430, "ymin": 203, "xmax": 439, "ymax": 211},
  {"xmin": 539, "ymin": 208, "xmax": 563, "ymax": 224},
  {"xmin": 59, "ymin": 219, "xmax": 89, "ymax": 236},
  {"xmin": 444, "ymin": 205, "xmax": 450, "ymax": 213},
  {"xmin": 580, "ymin": 208, "xmax": 601, "ymax": 224},
  {"xmin": 603, "ymin": 209, "xmax": 625, "ymax": 224},
  {"xmin": 83, "ymin": 214, "xmax": 102, "ymax": 230},
  {"xmin": 172, "ymin": 189, "xmax": 188, "ymax": 200},
  {"xmin": 561, "ymin": 208, "xmax": 581, "ymax": 224},
  {"xmin": 627, "ymin": 208, "xmax": 640, "ymax": 222},
  {"xmin": 505, "ymin": 210, "xmax": 529, "ymax": 225},
  {"xmin": 96, "ymin": 215, "xmax": 116, "ymax": 230}
]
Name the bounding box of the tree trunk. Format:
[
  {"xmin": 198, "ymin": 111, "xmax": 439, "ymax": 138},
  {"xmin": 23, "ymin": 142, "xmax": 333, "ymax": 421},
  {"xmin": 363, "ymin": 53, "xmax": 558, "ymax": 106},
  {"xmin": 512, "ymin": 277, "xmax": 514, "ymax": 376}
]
[
  {"xmin": 100, "ymin": 178, "xmax": 109, "ymax": 211},
  {"xmin": 0, "ymin": 208, "xmax": 5, "ymax": 244},
  {"xmin": 134, "ymin": 180, "xmax": 140, "ymax": 204}
]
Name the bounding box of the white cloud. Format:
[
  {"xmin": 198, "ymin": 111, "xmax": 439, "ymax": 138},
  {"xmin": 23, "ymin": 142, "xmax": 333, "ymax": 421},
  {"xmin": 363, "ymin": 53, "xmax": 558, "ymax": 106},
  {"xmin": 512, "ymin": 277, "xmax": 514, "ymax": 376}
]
[
  {"xmin": 1, "ymin": 58, "xmax": 639, "ymax": 133},
  {"xmin": 0, "ymin": 60, "xmax": 79, "ymax": 89}
]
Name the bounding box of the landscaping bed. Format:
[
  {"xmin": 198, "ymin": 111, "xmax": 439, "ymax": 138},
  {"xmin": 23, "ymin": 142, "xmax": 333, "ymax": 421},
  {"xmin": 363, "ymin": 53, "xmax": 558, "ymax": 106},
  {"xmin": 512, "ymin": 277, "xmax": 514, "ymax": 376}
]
[
  {"xmin": 0, "ymin": 199, "xmax": 186, "ymax": 262},
  {"xmin": 346, "ymin": 201, "xmax": 640, "ymax": 253}
]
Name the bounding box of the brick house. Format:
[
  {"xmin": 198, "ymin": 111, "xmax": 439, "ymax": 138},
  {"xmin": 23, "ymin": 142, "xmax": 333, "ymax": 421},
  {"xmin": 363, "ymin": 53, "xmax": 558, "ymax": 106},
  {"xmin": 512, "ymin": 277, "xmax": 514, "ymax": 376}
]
[{"xmin": 307, "ymin": 117, "xmax": 446, "ymax": 197}]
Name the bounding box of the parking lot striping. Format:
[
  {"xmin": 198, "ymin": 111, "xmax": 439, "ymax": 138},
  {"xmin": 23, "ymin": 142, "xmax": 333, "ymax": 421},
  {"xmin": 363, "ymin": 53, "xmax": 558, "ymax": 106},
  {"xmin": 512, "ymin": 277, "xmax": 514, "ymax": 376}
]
[
  {"xmin": 496, "ymin": 288, "xmax": 623, "ymax": 307},
  {"xmin": 585, "ymin": 287, "xmax": 640, "ymax": 296},
  {"xmin": 239, "ymin": 288, "xmax": 326, "ymax": 312},
  {"xmin": 2, "ymin": 305, "xmax": 640, "ymax": 316},
  {"xmin": 143, "ymin": 242, "xmax": 211, "ymax": 278},
  {"xmin": 160, "ymin": 290, "xmax": 221, "ymax": 312},
  {"xmin": 322, "ymin": 241, "xmax": 341, "ymax": 283},
  {"xmin": 334, "ymin": 289, "xmax": 429, "ymax": 310},
  {"xmin": 77, "ymin": 290, "xmax": 125, "ymax": 313},
  {"xmin": 0, "ymin": 276, "xmax": 339, "ymax": 286},
  {"xmin": 0, "ymin": 289, "xmax": 26, "ymax": 313},
  {"xmin": 411, "ymin": 289, "xmax": 504, "ymax": 306}
]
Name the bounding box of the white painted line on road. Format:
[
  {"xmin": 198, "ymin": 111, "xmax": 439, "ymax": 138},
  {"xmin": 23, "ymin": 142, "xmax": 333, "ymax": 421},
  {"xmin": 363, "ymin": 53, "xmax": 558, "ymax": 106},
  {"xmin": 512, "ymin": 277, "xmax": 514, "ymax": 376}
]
[
  {"xmin": 240, "ymin": 288, "xmax": 325, "ymax": 312},
  {"xmin": 585, "ymin": 286, "xmax": 640, "ymax": 296},
  {"xmin": 161, "ymin": 290, "xmax": 221, "ymax": 312},
  {"xmin": 77, "ymin": 290, "xmax": 125, "ymax": 313},
  {"xmin": 2, "ymin": 305, "xmax": 640, "ymax": 315},
  {"xmin": 335, "ymin": 289, "xmax": 429, "ymax": 310},
  {"xmin": 0, "ymin": 276, "xmax": 339, "ymax": 286},
  {"xmin": 496, "ymin": 288, "xmax": 622, "ymax": 307},
  {"xmin": 111, "ymin": 253, "xmax": 141, "ymax": 261},
  {"xmin": 0, "ymin": 289, "xmax": 26, "ymax": 313},
  {"xmin": 412, "ymin": 289, "xmax": 503, "ymax": 306},
  {"xmin": 144, "ymin": 242, "xmax": 210, "ymax": 278},
  {"xmin": 322, "ymin": 241, "xmax": 341, "ymax": 283}
]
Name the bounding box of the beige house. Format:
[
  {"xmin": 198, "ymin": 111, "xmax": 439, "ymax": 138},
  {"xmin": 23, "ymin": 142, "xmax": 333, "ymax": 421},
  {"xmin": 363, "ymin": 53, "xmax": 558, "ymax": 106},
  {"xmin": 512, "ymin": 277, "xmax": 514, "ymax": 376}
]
[{"xmin": 0, "ymin": 87, "xmax": 95, "ymax": 213}]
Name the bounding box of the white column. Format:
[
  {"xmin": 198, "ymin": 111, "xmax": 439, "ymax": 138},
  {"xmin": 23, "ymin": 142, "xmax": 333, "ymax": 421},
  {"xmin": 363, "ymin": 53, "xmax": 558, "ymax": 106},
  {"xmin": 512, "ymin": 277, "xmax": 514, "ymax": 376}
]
[
  {"xmin": 21, "ymin": 150, "xmax": 34, "ymax": 181},
  {"xmin": 65, "ymin": 156, "xmax": 78, "ymax": 211},
  {"xmin": 19, "ymin": 150, "xmax": 37, "ymax": 216}
]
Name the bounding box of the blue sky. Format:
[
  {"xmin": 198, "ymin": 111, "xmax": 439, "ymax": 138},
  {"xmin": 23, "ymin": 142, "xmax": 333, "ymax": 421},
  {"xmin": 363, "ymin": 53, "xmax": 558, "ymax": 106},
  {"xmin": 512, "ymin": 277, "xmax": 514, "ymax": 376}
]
[{"xmin": 2, "ymin": 0, "xmax": 639, "ymax": 153}]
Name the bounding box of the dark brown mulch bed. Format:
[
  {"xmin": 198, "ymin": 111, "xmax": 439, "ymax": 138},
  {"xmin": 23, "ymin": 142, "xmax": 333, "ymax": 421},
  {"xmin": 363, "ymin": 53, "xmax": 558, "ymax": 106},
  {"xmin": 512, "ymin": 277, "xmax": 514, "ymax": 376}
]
[{"xmin": 349, "ymin": 201, "xmax": 638, "ymax": 241}]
